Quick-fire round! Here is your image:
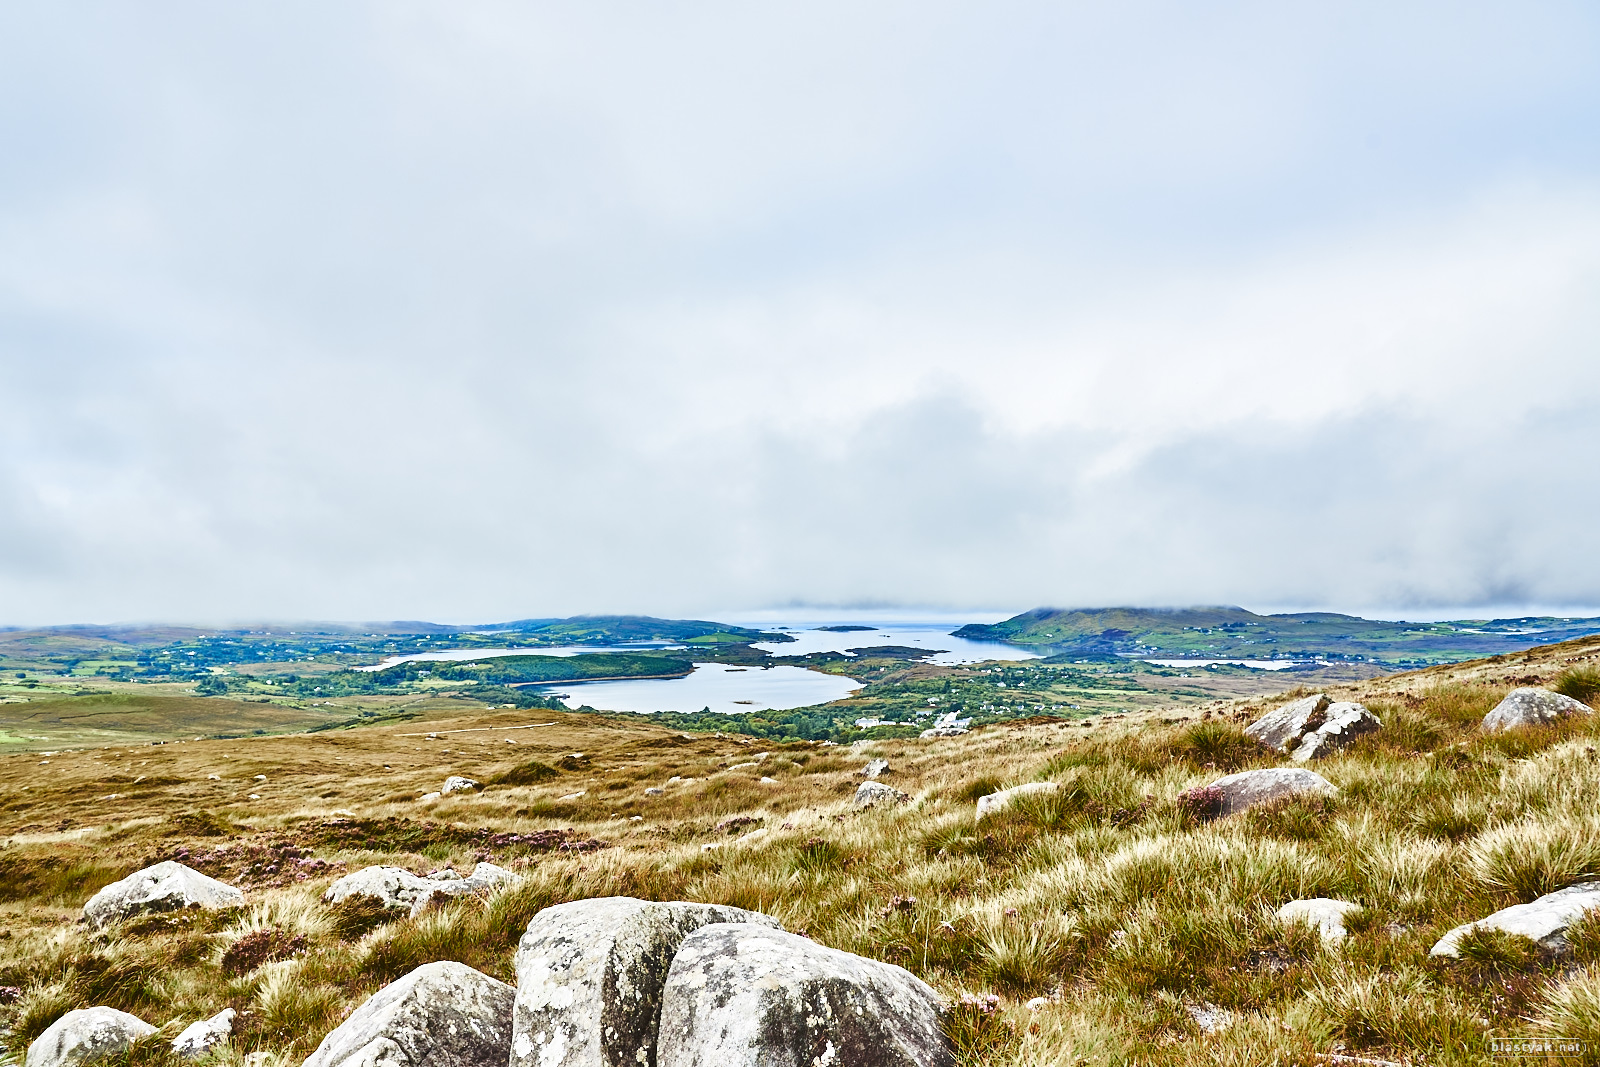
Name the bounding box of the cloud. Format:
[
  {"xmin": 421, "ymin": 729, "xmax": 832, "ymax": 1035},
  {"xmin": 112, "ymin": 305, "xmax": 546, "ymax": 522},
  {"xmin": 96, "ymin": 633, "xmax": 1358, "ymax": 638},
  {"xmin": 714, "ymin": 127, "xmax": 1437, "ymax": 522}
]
[{"xmin": 0, "ymin": 3, "xmax": 1598, "ymax": 623}]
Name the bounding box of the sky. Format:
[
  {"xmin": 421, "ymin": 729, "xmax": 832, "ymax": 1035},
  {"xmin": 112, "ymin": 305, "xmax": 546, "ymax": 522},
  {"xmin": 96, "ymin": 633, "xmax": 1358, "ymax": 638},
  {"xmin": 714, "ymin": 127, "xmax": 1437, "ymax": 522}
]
[{"xmin": 2, "ymin": 2, "xmax": 1599, "ymax": 626}]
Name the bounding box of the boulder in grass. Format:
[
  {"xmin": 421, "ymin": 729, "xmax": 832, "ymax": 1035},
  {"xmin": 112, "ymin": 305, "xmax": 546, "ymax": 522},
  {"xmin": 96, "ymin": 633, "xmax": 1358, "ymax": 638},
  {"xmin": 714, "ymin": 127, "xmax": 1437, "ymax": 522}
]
[
  {"xmin": 172, "ymin": 1008, "xmax": 236, "ymax": 1059},
  {"xmin": 657, "ymin": 923, "xmax": 953, "ymax": 1067},
  {"xmin": 25, "ymin": 1007, "xmax": 156, "ymax": 1067},
  {"xmin": 856, "ymin": 758, "xmax": 890, "ymax": 780},
  {"xmin": 83, "ymin": 861, "xmax": 244, "ymax": 929},
  {"xmin": 302, "ymin": 961, "xmax": 514, "ymax": 1067},
  {"xmin": 1482, "ymin": 688, "xmax": 1594, "ymax": 732},
  {"xmin": 1276, "ymin": 898, "xmax": 1361, "ymax": 945},
  {"xmin": 974, "ymin": 782, "xmax": 1058, "ymax": 824},
  {"xmin": 1206, "ymin": 767, "xmax": 1336, "ymax": 817},
  {"xmin": 441, "ymin": 776, "xmax": 483, "ymax": 796},
  {"xmin": 1246, "ymin": 695, "xmax": 1381, "ymax": 761},
  {"xmin": 324, "ymin": 862, "xmax": 514, "ymax": 918},
  {"xmin": 510, "ymin": 897, "xmax": 781, "ymax": 1067},
  {"xmin": 853, "ymin": 781, "xmax": 909, "ymax": 809},
  {"xmin": 1431, "ymin": 881, "xmax": 1600, "ymax": 957}
]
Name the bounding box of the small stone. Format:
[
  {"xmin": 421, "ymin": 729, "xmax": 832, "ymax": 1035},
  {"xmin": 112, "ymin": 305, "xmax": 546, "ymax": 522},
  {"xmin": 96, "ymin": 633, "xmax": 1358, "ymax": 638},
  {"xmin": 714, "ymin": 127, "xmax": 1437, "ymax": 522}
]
[
  {"xmin": 1431, "ymin": 881, "xmax": 1600, "ymax": 956},
  {"xmin": 557, "ymin": 791, "xmax": 586, "ymax": 802},
  {"xmin": 83, "ymin": 861, "xmax": 244, "ymax": 929},
  {"xmin": 25, "ymin": 1007, "xmax": 156, "ymax": 1067},
  {"xmin": 419, "ymin": 792, "xmax": 442, "ymax": 802},
  {"xmin": 302, "ymin": 961, "xmax": 513, "ymax": 1067},
  {"xmin": 440, "ymin": 776, "xmax": 483, "ymax": 796},
  {"xmin": 1184, "ymin": 1002, "xmax": 1234, "ymax": 1034},
  {"xmin": 759, "ymin": 776, "xmax": 778, "ymax": 785},
  {"xmin": 1205, "ymin": 767, "xmax": 1336, "ymax": 817},
  {"xmin": 1025, "ymin": 997, "xmax": 1049, "ymax": 1011},
  {"xmin": 857, "ymin": 758, "xmax": 890, "ymax": 780},
  {"xmin": 645, "ymin": 787, "xmax": 665, "ymax": 796},
  {"xmin": 1482, "ymin": 688, "xmax": 1594, "ymax": 732},
  {"xmin": 854, "ymin": 781, "xmax": 910, "ymax": 808},
  {"xmin": 974, "ymin": 782, "xmax": 1058, "ymax": 823},
  {"xmin": 171, "ymin": 1009, "xmax": 235, "ymax": 1059},
  {"xmin": 1276, "ymin": 898, "xmax": 1360, "ymax": 944}
]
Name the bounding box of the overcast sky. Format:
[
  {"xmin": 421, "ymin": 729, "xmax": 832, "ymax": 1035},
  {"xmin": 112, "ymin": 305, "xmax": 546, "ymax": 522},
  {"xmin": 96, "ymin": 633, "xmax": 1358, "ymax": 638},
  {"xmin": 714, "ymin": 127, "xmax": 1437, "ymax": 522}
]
[{"xmin": 2, "ymin": 3, "xmax": 1598, "ymax": 626}]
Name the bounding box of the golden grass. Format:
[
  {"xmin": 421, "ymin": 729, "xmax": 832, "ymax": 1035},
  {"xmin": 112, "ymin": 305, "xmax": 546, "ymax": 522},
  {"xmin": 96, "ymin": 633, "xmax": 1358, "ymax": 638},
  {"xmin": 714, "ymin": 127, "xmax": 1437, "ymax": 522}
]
[{"xmin": 11, "ymin": 655, "xmax": 1600, "ymax": 1064}]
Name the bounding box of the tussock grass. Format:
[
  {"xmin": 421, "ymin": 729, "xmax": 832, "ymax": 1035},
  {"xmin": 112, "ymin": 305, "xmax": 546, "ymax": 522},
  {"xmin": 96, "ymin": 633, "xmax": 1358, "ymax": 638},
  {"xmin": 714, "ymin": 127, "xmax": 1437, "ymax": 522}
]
[{"xmin": 11, "ymin": 655, "xmax": 1600, "ymax": 1064}]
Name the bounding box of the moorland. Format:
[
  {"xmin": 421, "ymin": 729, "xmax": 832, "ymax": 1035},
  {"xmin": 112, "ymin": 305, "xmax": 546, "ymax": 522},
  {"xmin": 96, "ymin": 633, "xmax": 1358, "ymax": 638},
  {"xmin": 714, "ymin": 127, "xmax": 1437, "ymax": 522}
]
[{"xmin": 6, "ymin": 617, "xmax": 1600, "ymax": 1064}]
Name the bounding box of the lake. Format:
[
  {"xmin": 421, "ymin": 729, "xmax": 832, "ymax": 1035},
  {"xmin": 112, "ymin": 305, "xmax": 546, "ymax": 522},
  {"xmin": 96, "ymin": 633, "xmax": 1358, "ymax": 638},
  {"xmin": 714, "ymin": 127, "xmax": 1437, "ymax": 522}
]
[
  {"xmin": 1143, "ymin": 658, "xmax": 1306, "ymax": 671},
  {"xmin": 355, "ymin": 645, "xmax": 679, "ymax": 672},
  {"xmin": 754, "ymin": 623, "xmax": 1041, "ymax": 665},
  {"xmin": 552, "ymin": 662, "xmax": 861, "ymax": 714}
]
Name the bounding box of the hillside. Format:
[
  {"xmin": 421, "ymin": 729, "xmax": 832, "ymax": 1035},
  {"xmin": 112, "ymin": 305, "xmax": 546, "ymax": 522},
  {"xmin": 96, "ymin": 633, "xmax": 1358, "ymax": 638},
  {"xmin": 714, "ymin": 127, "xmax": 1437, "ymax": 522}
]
[
  {"xmin": 956, "ymin": 605, "xmax": 1600, "ymax": 665},
  {"xmin": 6, "ymin": 635, "xmax": 1600, "ymax": 1064}
]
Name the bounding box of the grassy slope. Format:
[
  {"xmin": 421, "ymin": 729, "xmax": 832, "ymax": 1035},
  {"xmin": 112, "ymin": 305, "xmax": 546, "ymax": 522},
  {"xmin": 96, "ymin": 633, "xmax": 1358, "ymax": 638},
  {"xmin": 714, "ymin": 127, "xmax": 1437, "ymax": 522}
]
[
  {"xmin": 6, "ymin": 639, "xmax": 1600, "ymax": 1064},
  {"xmin": 958, "ymin": 605, "xmax": 1600, "ymax": 664}
]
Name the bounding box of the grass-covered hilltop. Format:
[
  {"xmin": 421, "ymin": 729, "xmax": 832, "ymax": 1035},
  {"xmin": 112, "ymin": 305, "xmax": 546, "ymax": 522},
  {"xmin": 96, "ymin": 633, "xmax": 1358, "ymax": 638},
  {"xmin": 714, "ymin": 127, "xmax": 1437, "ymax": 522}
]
[
  {"xmin": 9, "ymin": 617, "xmax": 1600, "ymax": 1064},
  {"xmin": 957, "ymin": 605, "xmax": 1600, "ymax": 666}
]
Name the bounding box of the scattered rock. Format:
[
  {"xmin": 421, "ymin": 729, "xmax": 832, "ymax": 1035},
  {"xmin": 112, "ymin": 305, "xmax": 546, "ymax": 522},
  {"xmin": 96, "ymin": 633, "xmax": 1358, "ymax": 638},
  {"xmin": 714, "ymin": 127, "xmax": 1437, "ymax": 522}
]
[
  {"xmin": 857, "ymin": 758, "xmax": 890, "ymax": 780},
  {"xmin": 1245, "ymin": 695, "xmax": 1381, "ymax": 761},
  {"xmin": 1025, "ymin": 997, "xmax": 1049, "ymax": 1011},
  {"xmin": 510, "ymin": 897, "xmax": 781, "ymax": 1067},
  {"xmin": 657, "ymin": 923, "xmax": 953, "ymax": 1067},
  {"xmin": 854, "ymin": 781, "xmax": 910, "ymax": 808},
  {"xmin": 302, "ymin": 961, "xmax": 514, "ymax": 1067},
  {"xmin": 323, "ymin": 863, "xmax": 514, "ymax": 918},
  {"xmin": 759, "ymin": 777, "xmax": 779, "ymax": 785},
  {"xmin": 557, "ymin": 791, "xmax": 586, "ymax": 802},
  {"xmin": 25, "ymin": 1007, "xmax": 156, "ymax": 1067},
  {"xmin": 419, "ymin": 792, "xmax": 442, "ymax": 802},
  {"xmin": 83, "ymin": 861, "xmax": 244, "ymax": 928},
  {"xmin": 1482, "ymin": 688, "xmax": 1594, "ymax": 732},
  {"xmin": 441, "ymin": 776, "xmax": 483, "ymax": 796},
  {"xmin": 1277, "ymin": 898, "xmax": 1360, "ymax": 944},
  {"xmin": 1205, "ymin": 767, "xmax": 1337, "ymax": 817},
  {"xmin": 1431, "ymin": 881, "xmax": 1600, "ymax": 957},
  {"xmin": 644, "ymin": 787, "xmax": 665, "ymax": 796},
  {"xmin": 172, "ymin": 1009, "xmax": 235, "ymax": 1059},
  {"xmin": 974, "ymin": 782, "xmax": 1058, "ymax": 823},
  {"xmin": 1184, "ymin": 1002, "xmax": 1235, "ymax": 1034}
]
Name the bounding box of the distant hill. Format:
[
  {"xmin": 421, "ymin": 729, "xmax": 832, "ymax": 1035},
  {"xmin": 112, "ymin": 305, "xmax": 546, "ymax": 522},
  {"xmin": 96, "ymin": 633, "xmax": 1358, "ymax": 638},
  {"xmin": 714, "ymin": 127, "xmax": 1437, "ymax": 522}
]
[{"xmin": 954, "ymin": 606, "xmax": 1600, "ymax": 665}]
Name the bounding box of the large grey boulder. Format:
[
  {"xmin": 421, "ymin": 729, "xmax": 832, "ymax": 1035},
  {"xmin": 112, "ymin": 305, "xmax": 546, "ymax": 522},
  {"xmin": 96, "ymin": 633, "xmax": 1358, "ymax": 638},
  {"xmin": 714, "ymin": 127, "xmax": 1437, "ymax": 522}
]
[
  {"xmin": 324, "ymin": 863, "xmax": 514, "ymax": 918},
  {"xmin": 1276, "ymin": 898, "xmax": 1361, "ymax": 945},
  {"xmin": 657, "ymin": 923, "xmax": 953, "ymax": 1067},
  {"xmin": 302, "ymin": 961, "xmax": 514, "ymax": 1067},
  {"xmin": 974, "ymin": 782, "xmax": 1058, "ymax": 823},
  {"xmin": 1246, "ymin": 695, "xmax": 1380, "ymax": 761},
  {"xmin": 172, "ymin": 1008, "xmax": 236, "ymax": 1059},
  {"xmin": 511, "ymin": 897, "xmax": 782, "ymax": 1067},
  {"xmin": 25, "ymin": 1007, "xmax": 157, "ymax": 1067},
  {"xmin": 83, "ymin": 861, "xmax": 244, "ymax": 928},
  {"xmin": 1482, "ymin": 688, "xmax": 1594, "ymax": 732},
  {"xmin": 856, "ymin": 759, "xmax": 890, "ymax": 780},
  {"xmin": 853, "ymin": 781, "xmax": 909, "ymax": 809},
  {"xmin": 1206, "ymin": 768, "xmax": 1336, "ymax": 817},
  {"xmin": 1431, "ymin": 881, "xmax": 1600, "ymax": 957}
]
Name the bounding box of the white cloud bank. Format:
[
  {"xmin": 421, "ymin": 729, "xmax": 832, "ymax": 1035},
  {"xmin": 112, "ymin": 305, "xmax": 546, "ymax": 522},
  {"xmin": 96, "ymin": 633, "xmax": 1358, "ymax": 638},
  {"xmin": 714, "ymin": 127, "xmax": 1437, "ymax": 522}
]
[{"xmin": 1, "ymin": 2, "xmax": 1598, "ymax": 624}]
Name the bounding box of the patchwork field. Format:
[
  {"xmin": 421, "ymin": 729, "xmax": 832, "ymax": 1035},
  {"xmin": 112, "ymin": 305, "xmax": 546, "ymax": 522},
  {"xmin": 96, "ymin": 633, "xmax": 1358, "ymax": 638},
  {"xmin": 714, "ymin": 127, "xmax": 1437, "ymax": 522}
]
[{"xmin": 5, "ymin": 635, "xmax": 1600, "ymax": 1065}]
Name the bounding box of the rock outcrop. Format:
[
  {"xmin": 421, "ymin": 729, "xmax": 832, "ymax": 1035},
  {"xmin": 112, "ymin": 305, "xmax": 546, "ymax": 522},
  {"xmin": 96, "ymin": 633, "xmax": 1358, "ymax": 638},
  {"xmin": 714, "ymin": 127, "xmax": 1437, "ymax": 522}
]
[
  {"xmin": 323, "ymin": 862, "xmax": 514, "ymax": 917},
  {"xmin": 1276, "ymin": 898, "xmax": 1360, "ymax": 945},
  {"xmin": 1206, "ymin": 768, "xmax": 1337, "ymax": 817},
  {"xmin": 1431, "ymin": 881, "xmax": 1600, "ymax": 957},
  {"xmin": 1245, "ymin": 695, "xmax": 1381, "ymax": 761},
  {"xmin": 856, "ymin": 758, "xmax": 890, "ymax": 780},
  {"xmin": 25, "ymin": 1007, "xmax": 156, "ymax": 1067},
  {"xmin": 974, "ymin": 782, "xmax": 1058, "ymax": 823},
  {"xmin": 853, "ymin": 781, "xmax": 909, "ymax": 808},
  {"xmin": 172, "ymin": 1009, "xmax": 236, "ymax": 1059},
  {"xmin": 441, "ymin": 776, "xmax": 484, "ymax": 795},
  {"xmin": 82, "ymin": 861, "xmax": 244, "ymax": 928},
  {"xmin": 1482, "ymin": 688, "xmax": 1594, "ymax": 732},
  {"xmin": 302, "ymin": 961, "xmax": 514, "ymax": 1067},
  {"xmin": 657, "ymin": 923, "xmax": 953, "ymax": 1067},
  {"xmin": 511, "ymin": 897, "xmax": 782, "ymax": 1067}
]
